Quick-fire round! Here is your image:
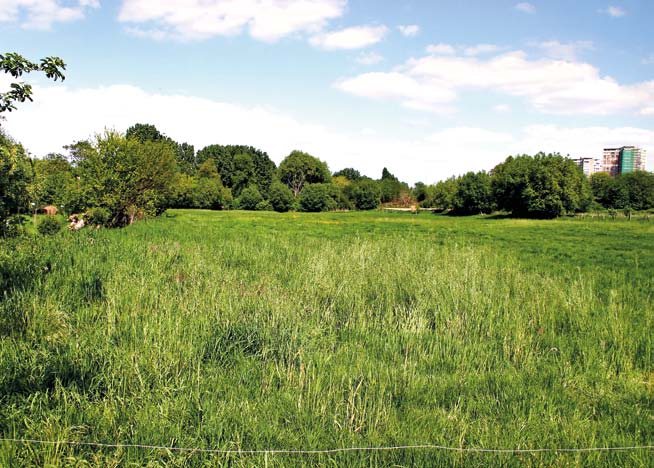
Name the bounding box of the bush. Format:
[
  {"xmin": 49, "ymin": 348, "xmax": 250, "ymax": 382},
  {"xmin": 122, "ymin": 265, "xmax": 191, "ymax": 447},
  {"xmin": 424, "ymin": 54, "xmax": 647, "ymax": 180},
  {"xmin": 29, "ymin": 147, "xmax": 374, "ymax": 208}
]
[
  {"xmin": 236, "ymin": 185, "xmax": 263, "ymax": 211},
  {"xmin": 451, "ymin": 171, "xmax": 494, "ymax": 215},
  {"xmin": 37, "ymin": 216, "xmax": 62, "ymax": 236},
  {"xmin": 2, "ymin": 215, "xmax": 26, "ymax": 238},
  {"xmin": 299, "ymin": 184, "xmax": 337, "ymax": 212},
  {"xmin": 255, "ymin": 200, "xmax": 273, "ymax": 211},
  {"xmin": 269, "ymin": 182, "xmax": 294, "ymax": 212},
  {"xmin": 85, "ymin": 207, "xmax": 110, "ymax": 226},
  {"xmin": 349, "ymin": 179, "xmax": 381, "ymax": 210}
]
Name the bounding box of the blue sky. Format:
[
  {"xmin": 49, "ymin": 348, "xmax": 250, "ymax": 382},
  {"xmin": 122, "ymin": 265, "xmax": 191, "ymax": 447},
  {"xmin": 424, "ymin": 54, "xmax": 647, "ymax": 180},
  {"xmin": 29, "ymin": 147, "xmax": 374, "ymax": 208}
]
[{"xmin": 1, "ymin": 0, "xmax": 653, "ymax": 182}]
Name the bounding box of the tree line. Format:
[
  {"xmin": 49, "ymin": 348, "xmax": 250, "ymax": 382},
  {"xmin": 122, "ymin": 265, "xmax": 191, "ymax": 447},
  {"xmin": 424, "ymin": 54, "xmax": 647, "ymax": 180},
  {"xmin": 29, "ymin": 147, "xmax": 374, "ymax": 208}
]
[
  {"xmin": 415, "ymin": 155, "xmax": 654, "ymax": 218},
  {"xmin": 2, "ymin": 123, "xmax": 654, "ymax": 234},
  {"xmin": 0, "ymin": 124, "xmax": 412, "ymax": 230}
]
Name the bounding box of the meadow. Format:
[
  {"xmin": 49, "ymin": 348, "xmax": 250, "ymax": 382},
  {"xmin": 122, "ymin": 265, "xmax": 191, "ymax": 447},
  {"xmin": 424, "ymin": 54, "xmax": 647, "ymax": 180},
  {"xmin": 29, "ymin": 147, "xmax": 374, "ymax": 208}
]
[{"xmin": 0, "ymin": 210, "xmax": 653, "ymax": 467}]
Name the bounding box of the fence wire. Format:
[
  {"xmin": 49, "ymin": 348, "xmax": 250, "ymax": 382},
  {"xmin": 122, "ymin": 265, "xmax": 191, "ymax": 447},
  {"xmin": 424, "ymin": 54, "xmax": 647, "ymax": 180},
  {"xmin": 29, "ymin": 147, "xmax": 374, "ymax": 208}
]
[{"xmin": 1, "ymin": 438, "xmax": 653, "ymax": 456}]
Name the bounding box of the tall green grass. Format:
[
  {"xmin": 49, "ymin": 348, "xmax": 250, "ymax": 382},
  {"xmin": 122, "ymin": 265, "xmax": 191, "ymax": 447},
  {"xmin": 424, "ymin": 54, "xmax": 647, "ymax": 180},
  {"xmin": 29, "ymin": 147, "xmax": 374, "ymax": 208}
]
[{"xmin": 1, "ymin": 210, "xmax": 652, "ymax": 467}]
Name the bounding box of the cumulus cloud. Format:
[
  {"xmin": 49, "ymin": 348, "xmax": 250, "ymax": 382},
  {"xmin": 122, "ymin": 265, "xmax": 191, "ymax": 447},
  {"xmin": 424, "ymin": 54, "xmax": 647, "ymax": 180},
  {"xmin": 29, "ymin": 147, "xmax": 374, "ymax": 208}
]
[
  {"xmin": 335, "ymin": 71, "xmax": 457, "ymax": 113},
  {"xmin": 355, "ymin": 51, "xmax": 384, "ymax": 65},
  {"xmin": 515, "ymin": 2, "xmax": 536, "ymax": 14},
  {"xmin": 2, "ymin": 83, "xmax": 651, "ymax": 183},
  {"xmin": 426, "ymin": 43, "xmax": 456, "ymax": 55},
  {"xmin": 533, "ymin": 40, "xmax": 594, "ymax": 61},
  {"xmin": 310, "ymin": 25, "xmax": 388, "ymax": 50},
  {"xmin": 397, "ymin": 24, "xmax": 419, "ymax": 37},
  {"xmin": 336, "ymin": 50, "xmax": 654, "ymax": 115},
  {"xmin": 0, "ymin": 0, "xmax": 99, "ymax": 29},
  {"xmin": 118, "ymin": 0, "xmax": 346, "ymax": 41}
]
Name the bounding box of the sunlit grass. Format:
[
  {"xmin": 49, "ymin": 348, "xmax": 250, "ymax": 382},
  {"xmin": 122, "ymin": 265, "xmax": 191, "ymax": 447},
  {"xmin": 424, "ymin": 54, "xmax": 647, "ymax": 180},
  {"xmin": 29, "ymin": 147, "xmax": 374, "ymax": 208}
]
[{"xmin": 1, "ymin": 210, "xmax": 652, "ymax": 467}]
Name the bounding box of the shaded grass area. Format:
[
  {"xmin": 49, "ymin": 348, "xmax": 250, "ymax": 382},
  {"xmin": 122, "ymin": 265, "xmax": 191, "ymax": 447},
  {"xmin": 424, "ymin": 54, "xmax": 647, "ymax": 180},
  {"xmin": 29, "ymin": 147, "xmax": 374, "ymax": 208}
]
[{"xmin": 0, "ymin": 209, "xmax": 652, "ymax": 467}]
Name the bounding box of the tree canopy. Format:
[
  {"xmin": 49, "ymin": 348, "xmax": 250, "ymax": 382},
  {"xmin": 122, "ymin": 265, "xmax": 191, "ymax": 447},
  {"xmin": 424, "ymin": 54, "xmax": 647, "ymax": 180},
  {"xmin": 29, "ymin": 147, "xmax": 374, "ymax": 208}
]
[
  {"xmin": 196, "ymin": 145, "xmax": 276, "ymax": 198},
  {"xmin": 278, "ymin": 151, "xmax": 331, "ymax": 196},
  {"xmin": 491, "ymin": 153, "xmax": 591, "ymax": 218},
  {"xmin": 72, "ymin": 131, "xmax": 178, "ymax": 226}
]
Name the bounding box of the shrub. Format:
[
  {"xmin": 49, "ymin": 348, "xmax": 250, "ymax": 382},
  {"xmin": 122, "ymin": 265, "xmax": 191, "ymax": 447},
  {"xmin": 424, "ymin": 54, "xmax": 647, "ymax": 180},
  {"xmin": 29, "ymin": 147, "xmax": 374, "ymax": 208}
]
[
  {"xmin": 452, "ymin": 171, "xmax": 494, "ymax": 215},
  {"xmin": 255, "ymin": 200, "xmax": 273, "ymax": 211},
  {"xmin": 85, "ymin": 207, "xmax": 110, "ymax": 226},
  {"xmin": 236, "ymin": 185, "xmax": 263, "ymax": 211},
  {"xmin": 37, "ymin": 216, "xmax": 62, "ymax": 236},
  {"xmin": 349, "ymin": 179, "xmax": 381, "ymax": 210},
  {"xmin": 299, "ymin": 184, "xmax": 337, "ymax": 212},
  {"xmin": 269, "ymin": 182, "xmax": 294, "ymax": 212},
  {"xmin": 2, "ymin": 215, "xmax": 26, "ymax": 238}
]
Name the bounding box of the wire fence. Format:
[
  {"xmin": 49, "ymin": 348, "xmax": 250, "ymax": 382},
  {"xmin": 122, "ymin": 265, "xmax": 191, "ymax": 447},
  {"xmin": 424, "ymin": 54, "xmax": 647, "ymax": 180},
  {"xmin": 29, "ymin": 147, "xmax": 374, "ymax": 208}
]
[{"xmin": 1, "ymin": 438, "xmax": 653, "ymax": 456}]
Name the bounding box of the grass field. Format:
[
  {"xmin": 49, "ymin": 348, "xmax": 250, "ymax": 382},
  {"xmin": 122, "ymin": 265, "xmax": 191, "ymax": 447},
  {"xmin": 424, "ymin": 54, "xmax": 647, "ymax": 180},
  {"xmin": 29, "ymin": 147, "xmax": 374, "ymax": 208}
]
[{"xmin": 1, "ymin": 210, "xmax": 653, "ymax": 467}]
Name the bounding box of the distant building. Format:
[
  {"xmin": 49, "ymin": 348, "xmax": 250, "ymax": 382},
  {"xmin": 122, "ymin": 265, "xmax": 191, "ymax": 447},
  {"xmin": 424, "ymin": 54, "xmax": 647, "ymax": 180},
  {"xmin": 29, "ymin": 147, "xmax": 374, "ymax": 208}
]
[
  {"xmin": 602, "ymin": 148, "xmax": 623, "ymax": 176},
  {"xmin": 602, "ymin": 146, "xmax": 647, "ymax": 175},
  {"xmin": 571, "ymin": 157, "xmax": 602, "ymax": 177}
]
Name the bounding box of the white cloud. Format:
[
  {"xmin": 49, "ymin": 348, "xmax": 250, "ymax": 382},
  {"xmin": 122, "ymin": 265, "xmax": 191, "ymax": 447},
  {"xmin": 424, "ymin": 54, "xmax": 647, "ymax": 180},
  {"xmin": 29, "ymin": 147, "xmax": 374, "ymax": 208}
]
[
  {"xmin": 641, "ymin": 107, "xmax": 654, "ymax": 116},
  {"xmin": 464, "ymin": 44, "xmax": 501, "ymax": 56},
  {"xmin": 0, "ymin": 0, "xmax": 99, "ymax": 29},
  {"xmin": 493, "ymin": 104, "xmax": 511, "ymax": 113},
  {"xmin": 334, "ymin": 72, "xmax": 457, "ymax": 113},
  {"xmin": 310, "ymin": 25, "xmax": 388, "ymax": 50},
  {"xmin": 355, "ymin": 51, "xmax": 384, "ymax": 65},
  {"xmin": 2, "ymin": 83, "xmax": 653, "ymax": 182},
  {"xmin": 534, "ymin": 40, "xmax": 594, "ymax": 61},
  {"xmin": 397, "ymin": 24, "xmax": 419, "ymax": 37},
  {"xmin": 515, "ymin": 2, "xmax": 536, "ymax": 14},
  {"xmin": 118, "ymin": 0, "xmax": 346, "ymax": 42},
  {"xmin": 337, "ymin": 50, "xmax": 654, "ymax": 115},
  {"xmin": 602, "ymin": 6, "xmax": 626, "ymax": 17},
  {"xmin": 426, "ymin": 43, "xmax": 456, "ymax": 55},
  {"xmin": 642, "ymin": 55, "xmax": 654, "ymax": 65}
]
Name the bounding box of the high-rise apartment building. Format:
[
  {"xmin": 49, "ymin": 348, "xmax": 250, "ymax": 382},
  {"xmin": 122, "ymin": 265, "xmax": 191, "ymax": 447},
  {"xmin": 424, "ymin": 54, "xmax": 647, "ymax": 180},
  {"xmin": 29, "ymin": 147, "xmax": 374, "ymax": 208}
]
[
  {"xmin": 571, "ymin": 157, "xmax": 602, "ymax": 177},
  {"xmin": 602, "ymin": 148, "xmax": 623, "ymax": 176},
  {"xmin": 602, "ymin": 146, "xmax": 646, "ymax": 175}
]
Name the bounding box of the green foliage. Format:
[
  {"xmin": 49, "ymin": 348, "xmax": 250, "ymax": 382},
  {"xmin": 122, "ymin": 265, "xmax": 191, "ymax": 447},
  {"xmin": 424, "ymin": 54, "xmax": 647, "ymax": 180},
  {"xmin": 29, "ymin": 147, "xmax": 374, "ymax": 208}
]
[
  {"xmin": 125, "ymin": 123, "xmax": 165, "ymax": 143},
  {"xmin": 30, "ymin": 153, "xmax": 77, "ymax": 211},
  {"xmin": 36, "ymin": 216, "xmax": 62, "ymax": 236},
  {"xmin": 236, "ymin": 185, "xmax": 263, "ymax": 210},
  {"xmin": 377, "ymin": 168, "xmax": 410, "ymax": 204},
  {"xmin": 452, "ymin": 171, "xmax": 494, "ymax": 215},
  {"xmin": 1, "ymin": 52, "xmax": 65, "ymax": 113},
  {"xmin": 72, "ymin": 131, "xmax": 177, "ymax": 226},
  {"xmin": 84, "ymin": 207, "xmax": 110, "ymax": 226},
  {"xmin": 269, "ymin": 182, "xmax": 294, "ymax": 212},
  {"xmin": 348, "ymin": 178, "xmax": 381, "ymax": 210},
  {"xmin": 126, "ymin": 123, "xmax": 197, "ymax": 175},
  {"xmin": 279, "ymin": 150, "xmax": 331, "ymax": 196},
  {"xmin": 413, "ymin": 182, "xmax": 428, "ymax": 203},
  {"xmin": 492, "ymin": 153, "xmax": 591, "ymax": 218},
  {"xmin": 333, "ymin": 167, "xmax": 362, "ymax": 181},
  {"xmin": 591, "ymin": 171, "xmax": 654, "ymax": 210},
  {"xmin": 171, "ymin": 163, "xmax": 231, "ymax": 211},
  {"xmin": 255, "ymin": 200, "xmax": 273, "ymax": 211},
  {"xmin": 196, "ymin": 145, "xmax": 276, "ymax": 198},
  {"xmin": 175, "ymin": 142, "xmax": 196, "ymax": 175},
  {"xmin": 2, "ymin": 215, "xmax": 26, "ymax": 238},
  {"xmin": 298, "ymin": 183, "xmax": 337, "ymax": 212},
  {"xmin": 0, "ymin": 130, "xmax": 33, "ymax": 233},
  {"xmin": 422, "ymin": 177, "xmax": 458, "ymax": 210}
]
